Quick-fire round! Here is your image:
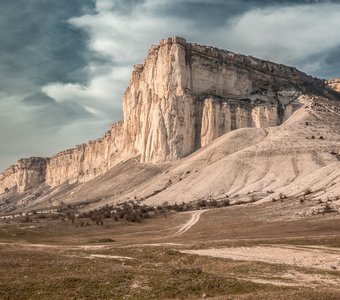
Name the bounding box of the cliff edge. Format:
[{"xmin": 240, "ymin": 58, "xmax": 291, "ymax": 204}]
[{"xmin": 0, "ymin": 37, "xmax": 338, "ymax": 195}]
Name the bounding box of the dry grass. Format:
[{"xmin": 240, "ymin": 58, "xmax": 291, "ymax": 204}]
[{"xmin": 1, "ymin": 200, "xmax": 340, "ymax": 299}]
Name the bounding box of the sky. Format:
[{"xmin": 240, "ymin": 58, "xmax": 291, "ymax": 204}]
[{"xmin": 1, "ymin": 0, "xmax": 340, "ymax": 171}]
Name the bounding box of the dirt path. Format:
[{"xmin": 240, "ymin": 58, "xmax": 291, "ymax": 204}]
[
  {"xmin": 0, "ymin": 242, "xmax": 108, "ymax": 250},
  {"xmin": 181, "ymin": 244, "xmax": 340, "ymax": 271},
  {"xmin": 167, "ymin": 210, "xmax": 207, "ymax": 238}
]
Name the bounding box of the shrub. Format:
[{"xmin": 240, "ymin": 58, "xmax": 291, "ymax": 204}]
[{"xmin": 304, "ymin": 188, "xmax": 312, "ymax": 195}]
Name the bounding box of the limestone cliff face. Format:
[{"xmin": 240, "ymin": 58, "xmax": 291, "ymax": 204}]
[
  {"xmin": 0, "ymin": 158, "xmax": 47, "ymax": 193},
  {"xmin": 123, "ymin": 38, "xmax": 196, "ymax": 162},
  {"xmin": 0, "ymin": 122, "xmax": 124, "ymax": 194},
  {"xmin": 199, "ymin": 99, "xmax": 284, "ymax": 148},
  {"xmin": 123, "ymin": 37, "xmax": 322, "ymax": 161},
  {"xmin": 200, "ymin": 98, "xmax": 231, "ymax": 148},
  {"xmin": 45, "ymin": 122, "xmax": 124, "ymax": 187},
  {"xmin": 0, "ymin": 37, "xmax": 330, "ymax": 194}
]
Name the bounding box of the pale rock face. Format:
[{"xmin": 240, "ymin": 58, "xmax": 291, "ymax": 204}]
[
  {"xmin": 123, "ymin": 41, "xmax": 196, "ymax": 162},
  {"xmin": 200, "ymin": 98, "xmax": 231, "ymax": 147},
  {"xmin": 0, "ymin": 158, "xmax": 47, "ymax": 193},
  {"xmin": 251, "ymin": 106, "xmax": 278, "ymax": 128},
  {"xmin": 45, "ymin": 122, "xmax": 124, "ymax": 187},
  {"xmin": 0, "ymin": 37, "xmax": 331, "ymax": 193},
  {"xmin": 17, "ymin": 158, "xmax": 47, "ymax": 192},
  {"xmin": 123, "ymin": 37, "xmax": 324, "ymax": 163},
  {"xmin": 0, "ymin": 123, "xmax": 124, "ymax": 193},
  {"xmin": 326, "ymin": 79, "xmax": 340, "ymax": 93}
]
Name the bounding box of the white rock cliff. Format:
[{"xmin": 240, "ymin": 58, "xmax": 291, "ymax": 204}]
[{"xmin": 0, "ymin": 37, "xmax": 335, "ymax": 194}]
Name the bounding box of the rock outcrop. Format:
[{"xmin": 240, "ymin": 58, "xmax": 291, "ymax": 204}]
[
  {"xmin": 123, "ymin": 37, "xmax": 325, "ymax": 163},
  {"xmin": 45, "ymin": 122, "xmax": 124, "ymax": 187},
  {"xmin": 0, "ymin": 122, "xmax": 124, "ymax": 194},
  {"xmin": 0, "ymin": 37, "xmax": 336, "ymax": 194},
  {"xmin": 326, "ymin": 78, "xmax": 340, "ymax": 93},
  {"xmin": 0, "ymin": 157, "xmax": 47, "ymax": 193}
]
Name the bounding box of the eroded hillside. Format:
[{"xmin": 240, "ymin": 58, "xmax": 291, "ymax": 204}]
[{"xmin": 0, "ymin": 37, "xmax": 339, "ymax": 214}]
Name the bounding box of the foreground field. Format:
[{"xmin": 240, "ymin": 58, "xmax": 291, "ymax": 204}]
[{"xmin": 1, "ymin": 200, "xmax": 340, "ymax": 299}]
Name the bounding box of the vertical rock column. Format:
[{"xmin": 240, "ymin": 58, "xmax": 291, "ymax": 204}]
[
  {"xmin": 200, "ymin": 98, "xmax": 231, "ymax": 147},
  {"xmin": 251, "ymin": 106, "xmax": 279, "ymax": 128}
]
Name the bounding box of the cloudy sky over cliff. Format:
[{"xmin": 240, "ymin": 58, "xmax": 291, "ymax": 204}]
[{"xmin": 1, "ymin": 0, "xmax": 340, "ymax": 170}]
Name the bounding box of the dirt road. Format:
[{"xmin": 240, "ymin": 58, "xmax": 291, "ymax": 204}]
[{"xmin": 167, "ymin": 209, "xmax": 207, "ymax": 238}]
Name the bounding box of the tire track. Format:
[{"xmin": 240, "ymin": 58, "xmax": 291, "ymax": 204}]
[{"xmin": 167, "ymin": 210, "xmax": 207, "ymax": 238}]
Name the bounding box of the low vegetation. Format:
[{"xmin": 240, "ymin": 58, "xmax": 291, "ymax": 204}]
[
  {"xmin": 77, "ymin": 198, "xmax": 231, "ymax": 226},
  {"xmin": 9, "ymin": 197, "xmax": 232, "ymax": 227},
  {"xmin": 1, "ymin": 197, "xmax": 340, "ymax": 299}
]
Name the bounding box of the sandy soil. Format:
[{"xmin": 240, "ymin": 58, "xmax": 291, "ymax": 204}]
[
  {"xmin": 236, "ymin": 270, "xmax": 340, "ymax": 288},
  {"xmin": 87, "ymin": 254, "xmax": 134, "ymax": 260},
  {"xmin": 181, "ymin": 244, "xmax": 340, "ymax": 271},
  {"xmin": 131, "ymin": 98, "xmax": 340, "ymax": 206}
]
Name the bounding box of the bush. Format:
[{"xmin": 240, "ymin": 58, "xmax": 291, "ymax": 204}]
[
  {"xmin": 279, "ymin": 193, "xmax": 287, "ymax": 201},
  {"xmin": 304, "ymin": 188, "xmax": 312, "ymax": 195}
]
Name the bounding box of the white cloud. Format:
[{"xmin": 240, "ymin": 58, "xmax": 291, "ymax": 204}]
[
  {"xmin": 68, "ymin": 6, "xmax": 193, "ymax": 62},
  {"xmin": 214, "ymin": 3, "xmax": 340, "ymax": 71},
  {"xmin": 95, "ymin": 0, "xmax": 115, "ymax": 12},
  {"xmin": 42, "ymin": 0, "xmax": 195, "ymax": 120},
  {"xmin": 42, "ymin": 65, "xmax": 131, "ymax": 118},
  {"xmin": 41, "ymin": 1, "xmax": 340, "ymax": 125}
]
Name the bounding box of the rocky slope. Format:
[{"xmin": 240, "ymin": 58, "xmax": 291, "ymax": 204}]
[
  {"xmin": 3, "ymin": 94, "xmax": 338, "ymax": 215},
  {"xmin": 129, "ymin": 95, "xmax": 340, "ymax": 206},
  {"xmin": 0, "ymin": 37, "xmax": 338, "ymax": 204}
]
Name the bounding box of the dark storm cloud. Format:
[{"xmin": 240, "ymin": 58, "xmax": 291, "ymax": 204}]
[
  {"xmin": 324, "ymin": 46, "xmax": 340, "ymax": 78},
  {"xmin": 147, "ymin": 0, "xmax": 340, "ymax": 27},
  {"xmin": 22, "ymin": 93, "xmax": 91, "ymax": 127},
  {"xmin": 0, "ymin": 0, "xmax": 97, "ymax": 170},
  {"xmin": 0, "ymin": 90, "xmax": 104, "ymax": 170},
  {"xmin": 0, "ymin": 0, "xmax": 94, "ymax": 93},
  {"xmin": 152, "ymin": 1, "xmax": 245, "ymax": 26}
]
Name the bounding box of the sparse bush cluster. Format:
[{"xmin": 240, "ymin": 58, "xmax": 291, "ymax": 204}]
[
  {"xmin": 79, "ymin": 202, "xmax": 160, "ymax": 225},
  {"xmin": 75, "ymin": 197, "xmax": 231, "ymax": 226},
  {"xmin": 171, "ymin": 198, "xmax": 230, "ymax": 212},
  {"xmin": 12, "ymin": 195, "xmax": 232, "ymax": 226},
  {"xmin": 312, "ymin": 201, "xmax": 339, "ymax": 215}
]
